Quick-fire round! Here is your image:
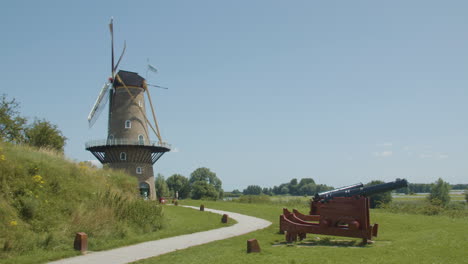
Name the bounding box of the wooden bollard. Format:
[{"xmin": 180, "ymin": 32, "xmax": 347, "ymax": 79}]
[
  {"xmin": 200, "ymin": 204, "xmax": 204, "ymax": 211},
  {"xmin": 247, "ymin": 238, "xmax": 261, "ymax": 253},
  {"xmin": 174, "ymin": 201, "xmax": 178, "ymax": 206},
  {"xmin": 74, "ymin": 232, "xmax": 88, "ymax": 253},
  {"xmin": 221, "ymin": 214, "xmax": 229, "ymax": 223}
]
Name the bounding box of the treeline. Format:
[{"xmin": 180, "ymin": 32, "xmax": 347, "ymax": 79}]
[
  {"xmin": 0, "ymin": 94, "xmax": 67, "ymax": 152},
  {"xmin": 235, "ymin": 178, "xmax": 334, "ymax": 196},
  {"xmin": 396, "ymin": 183, "xmax": 468, "ymax": 194},
  {"xmin": 154, "ymin": 167, "xmax": 223, "ymax": 200}
]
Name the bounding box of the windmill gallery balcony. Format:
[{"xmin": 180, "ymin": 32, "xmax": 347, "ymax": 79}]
[{"xmin": 85, "ymin": 138, "xmax": 171, "ymax": 164}]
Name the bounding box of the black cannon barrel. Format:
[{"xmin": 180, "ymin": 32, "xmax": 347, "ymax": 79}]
[
  {"xmin": 314, "ymin": 183, "xmax": 364, "ymax": 201},
  {"xmin": 318, "ymin": 178, "xmax": 408, "ymax": 201}
]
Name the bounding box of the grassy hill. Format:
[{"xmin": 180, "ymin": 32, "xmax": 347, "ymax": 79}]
[{"xmin": 0, "ymin": 141, "xmax": 166, "ymax": 262}]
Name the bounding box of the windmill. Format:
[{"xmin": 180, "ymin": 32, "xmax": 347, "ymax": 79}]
[{"xmin": 86, "ymin": 18, "xmax": 171, "ymax": 200}]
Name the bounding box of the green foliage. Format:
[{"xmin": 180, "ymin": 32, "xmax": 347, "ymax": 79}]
[
  {"xmin": 190, "ymin": 181, "xmax": 219, "ymax": 200},
  {"xmin": 155, "ymin": 174, "xmax": 171, "ymax": 199},
  {"xmin": 24, "ymin": 119, "xmax": 67, "ymax": 152},
  {"xmin": 166, "ymin": 174, "xmax": 190, "ymax": 199},
  {"xmin": 243, "ymin": 185, "xmax": 262, "ymax": 195},
  {"xmin": 380, "ymin": 199, "xmax": 468, "ymax": 218},
  {"xmin": 0, "ymin": 94, "xmax": 27, "ymax": 143},
  {"xmin": 189, "ymin": 167, "xmax": 223, "ymax": 200},
  {"xmin": 465, "ymin": 191, "xmax": 468, "ymax": 202},
  {"xmin": 271, "ymin": 178, "xmax": 331, "ymax": 196},
  {"xmin": 365, "ymin": 180, "xmax": 393, "ymax": 208},
  {"xmin": 0, "ymin": 141, "xmax": 166, "ymax": 262},
  {"xmin": 428, "ymin": 178, "xmax": 451, "ymax": 207}
]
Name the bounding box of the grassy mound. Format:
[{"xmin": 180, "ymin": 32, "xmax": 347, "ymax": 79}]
[{"xmin": 0, "ymin": 142, "xmax": 164, "ymax": 262}]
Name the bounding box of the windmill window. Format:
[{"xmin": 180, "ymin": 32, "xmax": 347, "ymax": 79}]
[
  {"xmin": 120, "ymin": 152, "xmax": 127, "ymax": 161},
  {"xmin": 125, "ymin": 120, "xmax": 131, "ymax": 129},
  {"xmin": 108, "ymin": 134, "xmax": 114, "ymax": 143},
  {"xmin": 136, "ymin": 167, "xmax": 143, "ymax": 174},
  {"xmin": 138, "ymin": 135, "xmax": 145, "ymax": 144}
]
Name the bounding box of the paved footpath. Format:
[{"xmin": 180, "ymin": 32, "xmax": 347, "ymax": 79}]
[{"xmin": 49, "ymin": 205, "xmax": 271, "ymax": 264}]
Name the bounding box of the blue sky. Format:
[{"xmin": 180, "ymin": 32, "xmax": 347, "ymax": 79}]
[{"xmin": 1, "ymin": 1, "xmax": 467, "ymax": 191}]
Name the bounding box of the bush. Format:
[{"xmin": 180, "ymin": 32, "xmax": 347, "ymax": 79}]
[{"xmin": 428, "ymin": 178, "xmax": 451, "ymax": 207}]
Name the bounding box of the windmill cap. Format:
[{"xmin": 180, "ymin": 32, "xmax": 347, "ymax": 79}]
[{"xmin": 113, "ymin": 70, "xmax": 146, "ymax": 89}]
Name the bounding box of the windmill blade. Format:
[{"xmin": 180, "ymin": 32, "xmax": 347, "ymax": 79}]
[
  {"xmin": 88, "ymin": 82, "xmax": 111, "ymax": 128},
  {"xmin": 145, "ymin": 85, "xmax": 163, "ymax": 143},
  {"xmin": 113, "ymin": 40, "xmax": 126, "ymax": 73},
  {"xmin": 109, "ymin": 18, "xmax": 115, "ymax": 78},
  {"xmin": 147, "ymin": 84, "xmax": 169, "ymax": 89}
]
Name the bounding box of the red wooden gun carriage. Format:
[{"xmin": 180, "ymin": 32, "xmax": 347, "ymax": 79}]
[{"xmin": 280, "ymin": 179, "xmax": 408, "ymax": 244}]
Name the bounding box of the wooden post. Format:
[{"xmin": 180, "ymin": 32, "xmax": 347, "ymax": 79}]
[
  {"xmin": 200, "ymin": 204, "xmax": 204, "ymax": 211},
  {"xmin": 221, "ymin": 214, "xmax": 229, "ymax": 223},
  {"xmin": 247, "ymin": 239, "xmax": 261, "ymax": 253},
  {"xmin": 74, "ymin": 232, "xmax": 88, "ymax": 254}
]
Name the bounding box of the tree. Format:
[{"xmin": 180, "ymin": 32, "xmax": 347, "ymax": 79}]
[
  {"xmin": 189, "ymin": 167, "xmax": 223, "ymax": 199},
  {"xmin": 191, "ymin": 181, "xmax": 219, "ymax": 200},
  {"xmin": 262, "ymin": 187, "xmax": 272, "ymax": 196},
  {"xmin": 0, "ymin": 94, "xmax": 27, "ymax": 143},
  {"xmin": 166, "ymin": 174, "xmax": 190, "ymax": 199},
  {"xmin": 243, "ymin": 185, "xmax": 262, "ymax": 195},
  {"xmin": 299, "ymin": 178, "xmax": 315, "ymax": 187},
  {"xmin": 299, "ymin": 183, "xmax": 316, "ymax": 196},
  {"xmin": 155, "ymin": 174, "xmax": 170, "ymax": 199},
  {"xmin": 25, "ymin": 119, "xmax": 67, "ymax": 152},
  {"xmin": 428, "ymin": 178, "xmax": 451, "ymax": 207},
  {"xmin": 288, "ymin": 178, "xmax": 299, "ymax": 195},
  {"xmin": 365, "ymin": 180, "xmax": 392, "ymax": 208}
]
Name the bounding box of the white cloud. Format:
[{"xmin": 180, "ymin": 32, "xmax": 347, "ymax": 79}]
[
  {"xmin": 438, "ymin": 154, "xmax": 449, "ymax": 159},
  {"xmin": 419, "ymin": 152, "xmax": 449, "ymax": 160},
  {"xmin": 373, "ymin": 151, "xmax": 393, "ymax": 157}
]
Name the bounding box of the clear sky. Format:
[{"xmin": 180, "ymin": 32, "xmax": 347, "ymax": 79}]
[{"xmin": 1, "ymin": 0, "xmax": 467, "ymax": 191}]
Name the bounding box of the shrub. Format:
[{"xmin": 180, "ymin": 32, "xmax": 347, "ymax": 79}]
[{"xmin": 428, "ymin": 178, "xmax": 451, "ymax": 207}]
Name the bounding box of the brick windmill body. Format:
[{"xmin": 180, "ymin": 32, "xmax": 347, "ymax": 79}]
[{"xmin": 85, "ymin": 19, "xmax": 170, "ymax": 200}]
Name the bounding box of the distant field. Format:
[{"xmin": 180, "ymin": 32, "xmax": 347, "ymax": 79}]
[
  {"xmin": 136, "ymin": 199, "xmax": 468, "ymax": 264},
  {"xmin": 393, "ymin": 192, "xmax": 466, "ymax": 201}
]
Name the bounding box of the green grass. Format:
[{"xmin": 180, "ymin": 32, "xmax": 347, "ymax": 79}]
[
  {"xmin": 135, "ymin": 199, "xmax": 468, "ymax": 264},
  {"xmin": 0, "ymin": 142, "xmax": 235, "ymax": 264}
]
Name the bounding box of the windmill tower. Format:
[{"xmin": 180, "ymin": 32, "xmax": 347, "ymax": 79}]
[{"xmin": 85, "ymin": 19, "xmax": 170, "ymax": 200}]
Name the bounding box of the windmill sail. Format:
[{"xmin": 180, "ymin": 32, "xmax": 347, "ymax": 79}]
[{"xmin": 88, "ymin": 82, "xmax": 111, "ymax": 127}]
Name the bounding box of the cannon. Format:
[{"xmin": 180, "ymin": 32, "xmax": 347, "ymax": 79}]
[{"xmin": 280, "ymin": 179, "xmax": 408, "ymax": 244}]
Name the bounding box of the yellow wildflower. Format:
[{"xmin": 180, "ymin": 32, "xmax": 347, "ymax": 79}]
[
  {"xmin": 40, "ymin": 180, "xmax": 45, "ymax": 184},
  {"xmin": 0, "ymin": 155, "xmax": 5, "ymax": 161},
  {"xmin": 9, "ymin": 220, "xmax": 18, "ymax": 226},
  {"xmin": 32, "ymin": 175, "xmax": 42, "ymax": 183}
]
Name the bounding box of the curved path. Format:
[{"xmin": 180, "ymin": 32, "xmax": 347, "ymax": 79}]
[{"xmin": 49, "ymin": 205, "xmax": 271, "ymax": 264}]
